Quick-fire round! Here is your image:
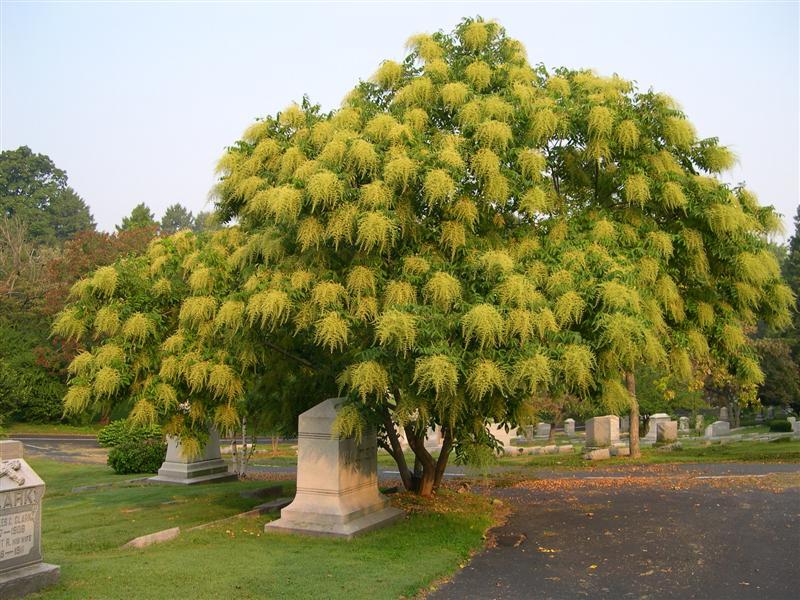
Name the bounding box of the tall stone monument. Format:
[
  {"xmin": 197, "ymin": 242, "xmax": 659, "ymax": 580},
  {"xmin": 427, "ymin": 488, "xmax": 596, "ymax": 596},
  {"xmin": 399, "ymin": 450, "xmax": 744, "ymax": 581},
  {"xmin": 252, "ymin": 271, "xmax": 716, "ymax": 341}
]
[
  {"xmin": 0, "ymin": 440, "xmax": 60, "ymax": 599},
  {"xmin": 563, "ymin": 418, "xmax": 575, "ymax": 437},
  {"xmin": 150, "ymin": 428, "xmax": 235, "ymax": 485},
  {"xmin": 266, "ymin": 398, "xmax": 402, "ymax": 538}
]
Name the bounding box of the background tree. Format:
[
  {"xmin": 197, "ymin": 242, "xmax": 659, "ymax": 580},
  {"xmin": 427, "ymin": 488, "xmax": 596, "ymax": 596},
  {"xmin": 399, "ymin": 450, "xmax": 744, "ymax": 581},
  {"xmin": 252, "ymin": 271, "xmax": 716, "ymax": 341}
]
[
  {"xmin": 753, "ymin": 338, "xmax": 800, "ymax": 412},
  {"xmin": 58, "ymin": 18, "xmax": 792, "ymax": 492},
  {"xmin": 0, "ymin": 146, "xmax": 94, "ymax": 245},
  {"xmin": 160, "ymin": 203, "xmax": 195, "ymax": 235},
  {"xmin": 117, "ymin": 203, "xmax": 157, "ymax": 232},
  {"xmin": 192, "ymin": 211, "xmax": 221, "ymax": 233}
]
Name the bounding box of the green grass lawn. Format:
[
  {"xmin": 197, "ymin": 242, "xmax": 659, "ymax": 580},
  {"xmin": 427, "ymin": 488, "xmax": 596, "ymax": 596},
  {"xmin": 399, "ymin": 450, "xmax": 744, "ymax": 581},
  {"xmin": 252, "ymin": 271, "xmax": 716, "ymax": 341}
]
[
  {"xmin": 2, "ymin": 422, "xmax": 103, "ymax": 436},
  {"xmin": 25, "ymin": 458, "xmax": 495, "ymax": 600},
  {"xmin": 498, "ymin": 438, "xmax": 800, "ymax": 469}
]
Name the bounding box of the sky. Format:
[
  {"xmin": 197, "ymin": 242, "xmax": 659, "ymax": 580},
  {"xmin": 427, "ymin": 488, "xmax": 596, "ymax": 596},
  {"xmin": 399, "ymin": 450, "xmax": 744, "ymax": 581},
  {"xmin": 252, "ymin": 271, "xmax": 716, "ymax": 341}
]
[{"xmin": 1, "ymin": 1, "xmax": 798, "ymax": 237}]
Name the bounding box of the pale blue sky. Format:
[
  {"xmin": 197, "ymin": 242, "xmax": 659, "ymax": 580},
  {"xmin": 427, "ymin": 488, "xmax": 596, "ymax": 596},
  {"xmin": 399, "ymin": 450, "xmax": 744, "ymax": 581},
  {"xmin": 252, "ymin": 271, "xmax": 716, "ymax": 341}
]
[{"xmin": 2, "ymin": 1, "xmax": 798, "ymax": 236}]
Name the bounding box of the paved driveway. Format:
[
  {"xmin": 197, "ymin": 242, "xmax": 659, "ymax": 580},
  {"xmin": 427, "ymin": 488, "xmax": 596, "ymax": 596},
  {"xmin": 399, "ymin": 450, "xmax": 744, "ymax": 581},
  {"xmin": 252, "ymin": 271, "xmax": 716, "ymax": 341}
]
[{"xmin": 432, "ymin": 466, "xmax": 800, "ymax": 600}]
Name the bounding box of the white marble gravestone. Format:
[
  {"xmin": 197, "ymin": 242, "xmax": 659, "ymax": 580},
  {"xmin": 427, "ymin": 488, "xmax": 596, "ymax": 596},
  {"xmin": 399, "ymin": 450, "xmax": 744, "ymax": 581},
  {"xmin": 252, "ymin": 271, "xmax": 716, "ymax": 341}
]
[
  {"xmin": 719, "ymin": 407, "xmax": 729, "ymax": 422},
  {"xmin": 563, "ymin": 418, "xmax": 575, "ymax": 437},
  {"xmin": 0, "ymin": 440, "xmax": 60, "ymax": 599},
  {"xmin": 487, "ymin": 423, "xmax": 518, "ymax": 447},
  {"xmin": 678, "ymin": 416, "xmax": 690, "ymax": 432},
  {"xmin": 644, "ymin": 413, "xmax": 670, "ymax": 442},
  {"xmin": 150, "ymin": 428, "xmax": 235, "ymax": 485},
  {"xmin": 266, "ymin": 398, "xmax": 402, "ymax": 538},
  {"xmin": 585, "ymin": 416, "xmax": 619, "ymax": 447}
]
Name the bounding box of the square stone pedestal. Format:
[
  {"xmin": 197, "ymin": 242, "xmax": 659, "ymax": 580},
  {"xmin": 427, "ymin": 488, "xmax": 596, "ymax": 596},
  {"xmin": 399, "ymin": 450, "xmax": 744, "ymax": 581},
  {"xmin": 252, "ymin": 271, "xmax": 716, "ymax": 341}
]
[
  {"xmin": 0, "ymin": 440, "xmax": 60, "ymax": 598},
  {"xmin": 150, "ymin": 429, "xmax": 235, "ymax": 485},
  {"xmin": 585, "ymin": 415, "xmax": 619, "ymax": 448},
  {"xmin": 266, "ymin": 398, "xmax": 403, "ymax": 539}
]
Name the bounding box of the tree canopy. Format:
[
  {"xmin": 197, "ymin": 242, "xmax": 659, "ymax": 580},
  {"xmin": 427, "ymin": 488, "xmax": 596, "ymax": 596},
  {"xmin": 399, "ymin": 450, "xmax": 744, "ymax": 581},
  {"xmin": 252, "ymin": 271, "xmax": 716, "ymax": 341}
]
[
  {"xmin": 117, "ymin": 203, "xmax": 157, "ymax": 232},
  {"xmin": 160, "ymin": 203, "xmax": 195, "ymax": 235},
  {"xmin": 0, "ymin": 146, "xmax": 95, "ymax": 245},
  {"xmin": 56, "ymin": 18, "xmax": 793, "ymax": 494}
]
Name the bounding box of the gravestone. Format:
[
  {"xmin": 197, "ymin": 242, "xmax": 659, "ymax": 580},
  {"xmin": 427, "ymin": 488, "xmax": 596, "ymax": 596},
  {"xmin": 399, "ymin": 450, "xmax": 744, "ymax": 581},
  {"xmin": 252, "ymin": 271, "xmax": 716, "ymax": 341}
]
[
  {"xmin": 0, "ymin": 440, "xmax": 60, "ymax": 599},
  {"xmin": 787, "ymin": 416, "xmax": 798, "ymax": 433},
  {"xmin": 766, "ymin": 406, "xmax": 775, "ymax": 419},
  {"xmin": 695, "ymin": 414, "xmax": 705, "ymax": 433},
  {"xmin": 534, "ymin": 422, "xmax": 551, "ymax": 440},
  {"xmin": 150, "ymin": 428, "xmax": 235, "ymax": 485},
  {"xmin": 563, "ymin": 418, "xmax": 575, "ymax": 437},
  {"xmin": 619, "ymin": 415, "xmax": 630, "ymax": 434},
  {"xmin": 266, "ymin": 398, "xmax": 402, "ymax": 538},
  {"xmin": 487, "ymin": 423, "xmax": 518, "ymax": 448},
  {"xmin": 644, "ymin": 413, "xmax": 670, "ymax": 442},
  {"xmin": 678, "ymin": 416, "xmax": 690, "ymax": 432},
  {"xmin": 705, "ymin": 420, "xmax": 730, "ymax": 438},
  {"xmin": 657, "ymin": 421, "xmax": 678, "ymax": 443},
  {"xmin": 719, "ymin": 407, "xmax": 729, "ymax": 422},
  {"xmin": 585, "ymin": 416, "xmax": 619, "ymax": 447}
]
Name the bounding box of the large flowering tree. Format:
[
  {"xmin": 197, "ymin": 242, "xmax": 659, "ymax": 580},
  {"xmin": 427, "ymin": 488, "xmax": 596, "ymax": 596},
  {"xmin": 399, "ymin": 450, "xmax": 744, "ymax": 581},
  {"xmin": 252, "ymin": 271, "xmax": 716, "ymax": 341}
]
[{"xmin": 56, "ymin": 18, "xmax": 791, "ymax": 494}]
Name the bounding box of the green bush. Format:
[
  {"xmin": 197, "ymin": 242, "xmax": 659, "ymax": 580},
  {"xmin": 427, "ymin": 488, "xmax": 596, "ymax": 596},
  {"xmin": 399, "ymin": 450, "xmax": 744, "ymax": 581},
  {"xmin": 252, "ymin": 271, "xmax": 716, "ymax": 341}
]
[
  {"xmin": 107, "ymin": 439, "xmax": 167, "ymax": 474},
  {"xmin": 768, "ymin": 420, "xmax": 792, "ymax": 433},
  {"xmin": 97, "ymin": 419, "xmax": 162, "ymax": 447}
]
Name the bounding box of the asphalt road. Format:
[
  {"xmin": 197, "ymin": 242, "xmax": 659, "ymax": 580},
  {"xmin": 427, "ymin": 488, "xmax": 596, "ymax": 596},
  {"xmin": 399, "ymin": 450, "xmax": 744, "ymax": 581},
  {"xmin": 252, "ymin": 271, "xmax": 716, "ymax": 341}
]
[{"xmin": 432, "ymin": 465, "xmax": 800, "ymax": 600}]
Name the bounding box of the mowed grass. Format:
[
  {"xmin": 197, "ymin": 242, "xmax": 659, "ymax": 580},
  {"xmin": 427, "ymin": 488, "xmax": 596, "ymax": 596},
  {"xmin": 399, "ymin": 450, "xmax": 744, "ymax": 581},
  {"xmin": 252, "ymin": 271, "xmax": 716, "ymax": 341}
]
[
  {"xmin": 25, "ymin": 458, "xmax": 495, "ymax": 600},
  {"xmin": 3, "ymin": 421, "xmax": 103, "ymax": 435},
  {"xmin": 500, "ymin": 438, "xmax": 800, "ymax": 469}
]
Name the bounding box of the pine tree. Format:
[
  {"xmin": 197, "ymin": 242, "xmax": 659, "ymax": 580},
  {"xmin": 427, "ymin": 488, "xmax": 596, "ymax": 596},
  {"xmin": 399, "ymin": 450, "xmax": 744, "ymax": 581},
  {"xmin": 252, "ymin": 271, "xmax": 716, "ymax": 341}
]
[
  {"xmin": 116, "ymin": 203, "xmax": 157, "ymax": 232},
  {"xmin": 57, "ymin": 18, "xmax": 792, "ymax": 493},
  {"xmin": 160, "ymin": 203, "xmax": 195, "ymax": 235}
]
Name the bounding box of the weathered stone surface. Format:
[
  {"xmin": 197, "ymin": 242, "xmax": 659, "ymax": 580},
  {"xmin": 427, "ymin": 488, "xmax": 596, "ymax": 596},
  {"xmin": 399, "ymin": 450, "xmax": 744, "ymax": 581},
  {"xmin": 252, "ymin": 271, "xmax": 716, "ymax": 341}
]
[
  {"xmin": 534, "ymin": 422, "xmax": 551, "ymax": 440},
  {"xmin": 719, "ymin": 407, "xmax": 729, "ymax": 422},
  {"xmin": 610, "ymin": 446, "xmax": 630, "ymax": 457},
  {"xmin": 123, "ymin": 527, "xmax": 180, "ymax": 549},
  {"xmin": 150, "ymin": 428, "xmax": 235, "ymax": 485},
  {"xmin": 0, "ymin": 440, "xmax": 59, "ymax": 598},
  {"xmin": 644, "ymin": 413, "xmax": 670, "ymax": 442},
  {"xmin": 488, "ymin": 423, "xmax": 518, "ymax": 447},
  {"xmin": 0, "ymin": 562, "xmax": 60, "ymax": 600},
  {"xmin": 266, "ymin": 398, "xmax": 402, "ymax": 539},
  {"xmin": 705, "ymin": 420, "xmax": 731, "ymax": 438},
  {"xmin": 657, "ymin": 421, "xmax": 678, "ymax": 443},
  {"xmin": 583, "ymin": 448, "xmax": 611, "ymax": 461},
  {"xmin": 678, "ymin": 416, "xmax": 690, "ymax": 432},
  {"xmin": 558, "ymin": 444, "xmax": 574, "ymax": 454},
  {"xmin": 540, "ymin": 445, "xmax": 558, "ymax": 455},
  {"xmin": 787, "ymin": 416, "xmax": 798, "ymax": 433},
  {"xmin": 695, "ymin": 414, "xmax": 705, "ymax": 432},
  {"xmin": 619, "ymin": 415, "xmax": 630, "ymax": 433},
  {"xmin": 585, "ymin": 416, "xmax": 619, "ymax": 447},
  {"xmin": 563, "ymin": 418, "xmax": 575, "ymax": 436}
]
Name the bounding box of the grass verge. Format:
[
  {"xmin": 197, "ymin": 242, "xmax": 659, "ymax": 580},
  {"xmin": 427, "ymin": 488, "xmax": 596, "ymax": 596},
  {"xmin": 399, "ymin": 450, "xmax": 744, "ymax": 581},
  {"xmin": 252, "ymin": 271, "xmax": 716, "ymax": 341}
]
[{"xmin": 25, "ymin": 458, "xmax": 495, "ymax": 600}]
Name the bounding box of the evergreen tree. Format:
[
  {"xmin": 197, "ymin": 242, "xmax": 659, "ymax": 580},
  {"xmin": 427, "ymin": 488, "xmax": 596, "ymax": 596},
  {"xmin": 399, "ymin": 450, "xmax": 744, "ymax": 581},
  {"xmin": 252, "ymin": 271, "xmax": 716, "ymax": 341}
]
[
  {"xmin": 0, "ymin": 146, "xmax": 95, "ymax": 245},
  {"xmin": 160, "ymin": 204, "xmax": 195, "ymax": 235},
  {"xmin": 116, "ymin": 203, "xmax": 157, "ymax": 232},
  {"xmin": 56, "ymin": 18, "xmax": 792, "ymax": 493}
]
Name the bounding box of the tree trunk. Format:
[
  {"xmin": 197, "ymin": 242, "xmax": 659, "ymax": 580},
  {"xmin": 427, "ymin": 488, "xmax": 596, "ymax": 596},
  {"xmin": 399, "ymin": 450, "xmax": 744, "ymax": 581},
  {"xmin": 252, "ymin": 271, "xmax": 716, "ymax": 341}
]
[
  {"xmin": 433, "ymin": 427, "xmax": 453, "ymax": 490},
  {"xmin": 626, "ymin": 371, "xmax": 641, "ymax": 459},
  {"xmin": 403, "ymin": 423, "xmax": 437, "ymax": 496},
  {"xmin": 381, "ymin": 407, "xmax": 413, "ymax": 491}
]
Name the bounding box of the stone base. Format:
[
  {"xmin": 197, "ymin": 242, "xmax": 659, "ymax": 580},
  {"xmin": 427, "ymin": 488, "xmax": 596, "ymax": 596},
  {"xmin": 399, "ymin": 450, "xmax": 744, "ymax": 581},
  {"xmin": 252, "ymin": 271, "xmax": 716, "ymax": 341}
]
[
  {"xmin": 0, "ymin": 563, "xmax": 60, "ymax": 599},
  {"xmin": 149, "ymin": 458, "xmax": 236, "ymax": 485},
  {"xmin": 266, "ymin": 504, "xmax": 403, "ymax": 540}
]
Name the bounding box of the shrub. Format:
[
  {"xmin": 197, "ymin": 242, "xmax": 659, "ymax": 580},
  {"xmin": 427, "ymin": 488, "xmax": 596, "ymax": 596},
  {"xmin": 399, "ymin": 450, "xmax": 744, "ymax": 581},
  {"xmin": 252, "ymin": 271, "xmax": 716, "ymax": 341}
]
[
  {"xmin": 107, "ymin": 439, "xmax": 167, "ymax": 474},
  {"xmin": 768, "ymin": 419, "xmax": 792, "ymax": 433},
  {"xmin": 97, "ymin": 419, "xmax": 162, "ymax": 447}
]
